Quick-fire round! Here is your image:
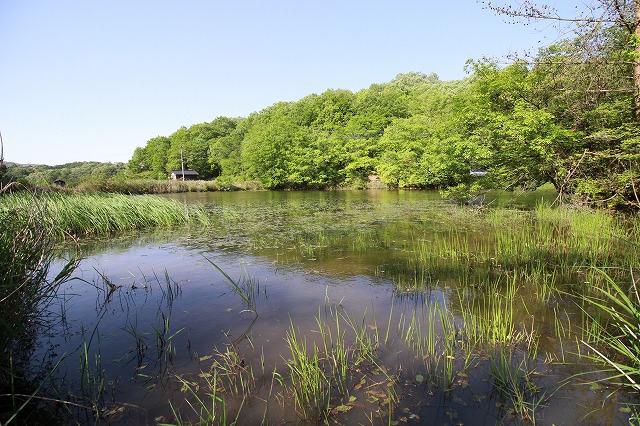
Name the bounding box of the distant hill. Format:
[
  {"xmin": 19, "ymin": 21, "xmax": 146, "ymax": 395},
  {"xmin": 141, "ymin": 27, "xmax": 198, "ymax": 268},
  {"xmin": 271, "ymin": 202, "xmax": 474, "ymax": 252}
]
[{"xmin": 3, "ymin": 161, "xmax": 126, "ymax": 187}]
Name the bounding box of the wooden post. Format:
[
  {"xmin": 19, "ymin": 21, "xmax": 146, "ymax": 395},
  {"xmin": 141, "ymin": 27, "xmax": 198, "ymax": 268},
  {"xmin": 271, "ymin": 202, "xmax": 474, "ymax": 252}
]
[{"xmin": 180, "ymin": 146, "xmax": 185, "ymax": 181}]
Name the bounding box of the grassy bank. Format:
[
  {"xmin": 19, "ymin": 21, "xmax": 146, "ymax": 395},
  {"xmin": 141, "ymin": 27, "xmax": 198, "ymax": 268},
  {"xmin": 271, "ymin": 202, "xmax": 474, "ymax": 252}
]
[{"xmin": 76, "ymin": 178, "xmax": 265, "ymax": 194}]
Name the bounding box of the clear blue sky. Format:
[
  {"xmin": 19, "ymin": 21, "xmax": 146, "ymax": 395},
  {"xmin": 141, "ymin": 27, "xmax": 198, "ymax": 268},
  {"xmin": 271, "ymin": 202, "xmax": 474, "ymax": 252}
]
[{"xmin": 1, "ymin": 1, "xmax": 576, "ymax": 166}]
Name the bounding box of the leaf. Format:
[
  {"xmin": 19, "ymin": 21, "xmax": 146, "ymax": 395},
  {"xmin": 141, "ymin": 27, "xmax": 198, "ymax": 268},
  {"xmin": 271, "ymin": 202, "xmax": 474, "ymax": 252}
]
[
  {"xmin": 348, "ymin": 395, "xmax": 357, "ymax": 403},
  {"xmin": 590, "ymin": 382, "xmax": 601, "ymax": 391},
  {"xmin": 415, "ymin": 374, "xmax": 425, "ymax": 383},
  {"xmin": 334, "ymin": 404, "xmax": 352, "ymax": 412}
]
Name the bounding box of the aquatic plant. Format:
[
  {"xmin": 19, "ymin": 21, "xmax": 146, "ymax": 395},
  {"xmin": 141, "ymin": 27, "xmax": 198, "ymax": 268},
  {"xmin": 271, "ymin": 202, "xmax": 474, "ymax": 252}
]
[
  {"xmin": 0, "ymin": 188, "xmax": 79, "ymax": 423},
  {"xmin": 580, "ymin": 268, "xmax": 640, "ymax": 392},
  {"xmin": 488, "ymin": 347, "xmax": 547, "ymax": 424},
  {"xmin": 169, "ymin": 370, "xmax": 237, "ymax": 426},
  {"xmin": 285, "ymin": 322, "xmax": 332, "ymax": 422},
  {"xmin": 0, "ymin": 191, "xmax": 210, "ymax": 238}
]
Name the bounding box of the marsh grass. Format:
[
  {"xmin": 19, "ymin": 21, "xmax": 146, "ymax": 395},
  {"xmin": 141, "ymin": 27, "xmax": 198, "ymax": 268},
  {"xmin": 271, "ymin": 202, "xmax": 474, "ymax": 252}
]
[
  {"xmin": 175, "ymin": 281, "xmax": 549, "ymax": 424},
  {"xmin": 0, "ymin": 188, "xmax": 79, "ymax": 423},
  {"xmin": 488, "ymin": 347, "xmax": 547, "ymax": 423},
  {"xmin": 169, "ymin": 370, "xmax": 237, "ymax": 426},
  {"xmin": 7, "ymin": 190, "xmax": 640, "ymax": 424},
  {"xmin": 0, "ymin": 189, "xmax": 212, "ymax": 424},
  {"xmin": 1, "ymin": 191, "xmax": 210, "ymax": 238},
  {"xmin": 579, "ymin": 267, "xmax": 640, "ymax": 392},
  {"xmin": 76, "ymin": 178, "xmax": 263, "ymax": 194},
  {"xmin": 403, "ymin": 203, "xmax": 638, "ymax": 285},
  {"xmin": 202, "ymin": 256, "xmax": 260, "ymax": 313},
  {"xmin": 285, "ymin": 322, "xmax": 332, "ymax": 421}
]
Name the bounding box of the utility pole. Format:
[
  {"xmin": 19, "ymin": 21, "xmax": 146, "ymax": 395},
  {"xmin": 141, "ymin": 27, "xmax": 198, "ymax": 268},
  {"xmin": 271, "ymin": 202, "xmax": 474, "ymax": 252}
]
[
  {"xmin": 0, "ymin": 131, "xmax": 4, "ymax": 167},
  {"xmin": 0, "ymin": 131, "xmax": 6, "ymax": 186},
  {"xmin": 180, "ymin": 145, "xmax": 185, "ymax": 181}
]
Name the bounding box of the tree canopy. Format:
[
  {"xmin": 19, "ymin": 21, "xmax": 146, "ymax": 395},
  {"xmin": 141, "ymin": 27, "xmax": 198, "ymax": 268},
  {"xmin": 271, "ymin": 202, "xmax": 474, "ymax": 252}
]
[{"xmin": 122, "ymin": 5, "xmax": 640, "ymax": 209}]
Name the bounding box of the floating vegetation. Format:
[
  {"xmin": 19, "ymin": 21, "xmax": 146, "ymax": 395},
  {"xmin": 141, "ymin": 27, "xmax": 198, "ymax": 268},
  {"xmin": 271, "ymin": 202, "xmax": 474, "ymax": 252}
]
[{"xmin": 5, "ymin": 190, "xmax": 640, "ymax": 424}]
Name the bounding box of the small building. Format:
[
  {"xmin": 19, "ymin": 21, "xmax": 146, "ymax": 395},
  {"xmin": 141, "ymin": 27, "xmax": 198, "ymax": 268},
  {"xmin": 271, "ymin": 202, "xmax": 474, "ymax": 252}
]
[
  {"xmin": 469, "ymin": 168, "xmax": 488, "ymax": 177},
  {"xmin": 170, "ymin": 170, "xmax": 199, "ymax": 180}
]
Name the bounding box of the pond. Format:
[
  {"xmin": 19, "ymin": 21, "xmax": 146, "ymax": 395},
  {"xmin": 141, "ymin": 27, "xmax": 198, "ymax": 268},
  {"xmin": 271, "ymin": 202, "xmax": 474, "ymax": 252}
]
[{"xmin": 34, "ymin": 189, "xmax": 638, "ymax": 424}]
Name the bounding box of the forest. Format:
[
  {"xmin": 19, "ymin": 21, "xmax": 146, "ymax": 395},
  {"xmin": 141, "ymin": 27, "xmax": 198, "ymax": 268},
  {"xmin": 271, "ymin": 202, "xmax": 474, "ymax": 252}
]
[
  {"xmin": 5, "ymin": 1, "xmax": 640, "ymax": 210},
  {"xmin": 123, "ymin": 8, "xmax": 640, "ymax": 210}
]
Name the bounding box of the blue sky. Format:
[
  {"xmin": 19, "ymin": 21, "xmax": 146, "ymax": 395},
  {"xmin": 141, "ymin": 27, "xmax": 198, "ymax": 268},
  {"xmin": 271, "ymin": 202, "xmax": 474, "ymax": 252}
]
[{"xmin": 1, "ymin": 1, "xmax": 576, "ymax": 166}]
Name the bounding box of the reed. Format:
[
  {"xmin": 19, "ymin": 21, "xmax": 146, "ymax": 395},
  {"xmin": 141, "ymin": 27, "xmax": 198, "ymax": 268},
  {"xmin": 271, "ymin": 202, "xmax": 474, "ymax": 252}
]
[
  {"xmin": 0, "ymin": 191, "xmax": 210, "ymax": 238},
  {"xmin": 455, "ymin": 275, "xmax": 525, "ymax": 347},
  {"xmin": 169, "ymin": 370, "xmax": 235, "ymax": 426},
  {"xmin": 0, "ymin": 188, "xmax": 79, "ymax": 423},
  {"xmin": 202, "ymin": 256, "xmax": 259, "ymax": 313},
  {"xmin": 579, "ymin": 268, "xmax": 640, "ymax": 392},
  {"xmin": 488, "ymin": 347, "xmax": 546, "ymax": 424},
  {"xmin": 409, "ymin": 203, "xmax": 639, "ymax": 284},
  {"xmin": 76, "ymin": 178, "xmax": 263, "ymax": 194},
  {"xmin": 284, "ymin": 321, "xmax": 331, "ymax": 422}
]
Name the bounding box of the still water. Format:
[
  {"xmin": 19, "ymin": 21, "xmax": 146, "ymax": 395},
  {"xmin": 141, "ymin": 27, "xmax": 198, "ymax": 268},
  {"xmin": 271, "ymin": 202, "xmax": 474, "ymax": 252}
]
[{"xmin": 38, "ymin": 189, "xmax": 635, "ymax": 425}]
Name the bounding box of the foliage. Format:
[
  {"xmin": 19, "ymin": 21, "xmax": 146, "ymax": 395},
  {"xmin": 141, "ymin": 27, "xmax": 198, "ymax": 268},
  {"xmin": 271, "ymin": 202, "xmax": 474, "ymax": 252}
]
[
  {"xmin": 114, "ymin": 21, "xmax": 640, "ymax": 208},
  {"xmin": 580, "ymin": 268, "xmax": 640, "ymax": 392},
  {"xmin": 3, "ymin": 161, "xmax": 126, "ymax": 188},
  {"xmin": 126, "ymin": 117, "xmax": 241, "ymax": 181}
]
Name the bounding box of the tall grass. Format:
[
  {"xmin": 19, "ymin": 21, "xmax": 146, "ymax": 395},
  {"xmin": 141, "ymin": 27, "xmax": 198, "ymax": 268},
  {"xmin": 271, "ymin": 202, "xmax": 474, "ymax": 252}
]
[
  {"xmin": 0, "ymin": 189, "xmax": 211, "ymax": 423},
  {"xmin": 580, "ymin": 268, "xmax": 640, "ymax": 392},
  {"xmin": 76, "ymin": 178, "xmax": 264, "ymax": 194},
  {"xmin": 0, "ymin": 191, "xmax": 210, "ymax": 237},
  {"xmin": 0, "ymin": 189, "xmax": 79, "ymax": 423}
]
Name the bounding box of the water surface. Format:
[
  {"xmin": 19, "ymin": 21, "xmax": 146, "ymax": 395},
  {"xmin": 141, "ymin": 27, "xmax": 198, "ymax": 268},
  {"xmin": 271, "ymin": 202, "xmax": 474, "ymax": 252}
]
[{"xmin": 37, "ymin": 189, "xmax": 636, "ymax": 425}]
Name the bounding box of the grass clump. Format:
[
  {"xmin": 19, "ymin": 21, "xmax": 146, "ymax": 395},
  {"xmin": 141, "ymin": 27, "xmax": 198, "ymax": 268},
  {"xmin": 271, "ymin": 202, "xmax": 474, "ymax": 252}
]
[
  {"xmin": 0, "ymin": 191, "xmax": 210, "ymax": 237},
  {"xmin": 0, "ymin": 189, "xmax": 210, "ymax": 423},
  {"xmin": 580, "ymin": 268, "xmax": 640, "ymax": 392},
  {"xmin": 0, "ymin": 189, "xmax": 79, "ymax": 424}
]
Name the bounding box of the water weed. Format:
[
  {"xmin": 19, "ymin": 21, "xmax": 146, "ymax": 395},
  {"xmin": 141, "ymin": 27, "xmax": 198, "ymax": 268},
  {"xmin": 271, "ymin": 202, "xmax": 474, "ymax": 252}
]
[
  {"xmin": 0, "ymin": 188, "xmax": 79, "ymax": 423},
  {"xmin": 0, "ymin": 191, "xmax": 210, "ymax": 238},
  {"xmin": 579, "ymin": 268, "xmax": 640, "ymax": 391}
]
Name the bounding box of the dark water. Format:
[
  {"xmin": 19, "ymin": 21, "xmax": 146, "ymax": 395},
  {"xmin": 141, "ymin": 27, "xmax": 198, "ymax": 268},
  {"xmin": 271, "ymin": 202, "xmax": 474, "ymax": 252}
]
[{"xmin": 36, "ymin": 189, "xmax": 636, "ymax": 425}]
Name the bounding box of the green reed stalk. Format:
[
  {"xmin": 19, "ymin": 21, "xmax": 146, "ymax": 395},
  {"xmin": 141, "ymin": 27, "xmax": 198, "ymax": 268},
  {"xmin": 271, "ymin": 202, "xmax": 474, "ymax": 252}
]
[
  {"xmin": 202, "ymin": 256, "xmax": 256, "ymax": 312},
  {"xmin": 169, "ymin": 370, "xmax": 233, "ymax": 425},
  {"xmin": 1, "ymin": 191, "xmax": 210, "ymax": 238},
  {"xmin": 579, "ymin": 268, "xmax": 640, "ymax": 391},
  {"xmin": 488, "ymin": 347, "xmax": 544, "ymax": 424},
  {"xmin": 0, "ymin": 188, "xmax": 79, "ymax": 422},
  {"xmin": 285, "ymin": 321, "xmax": 330, "ymax": 421}
]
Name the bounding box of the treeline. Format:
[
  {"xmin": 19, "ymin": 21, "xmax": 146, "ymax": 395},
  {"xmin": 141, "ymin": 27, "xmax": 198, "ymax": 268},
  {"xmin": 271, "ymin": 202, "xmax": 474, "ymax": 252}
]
[
  {"xmin": 127, "ymin": 72, "xmax": 470, "ymax": 190},
  {"xmin": 6, "ymin": 13, "xmax": 637, "ymax": 209},
  {"xmin": 127, "ymin": 57, "xmax": 640, "ymax": 208},
  {"xmin": 3, "ymin": 161, "xmax": 125, "ymax": 188}
]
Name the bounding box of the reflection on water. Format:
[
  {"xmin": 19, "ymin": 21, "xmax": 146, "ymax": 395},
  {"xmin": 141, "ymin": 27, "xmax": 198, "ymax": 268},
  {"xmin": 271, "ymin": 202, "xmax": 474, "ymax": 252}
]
[{"xmin": 35, "ymin": 189, "xmax": 637, "ymax": 424}]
